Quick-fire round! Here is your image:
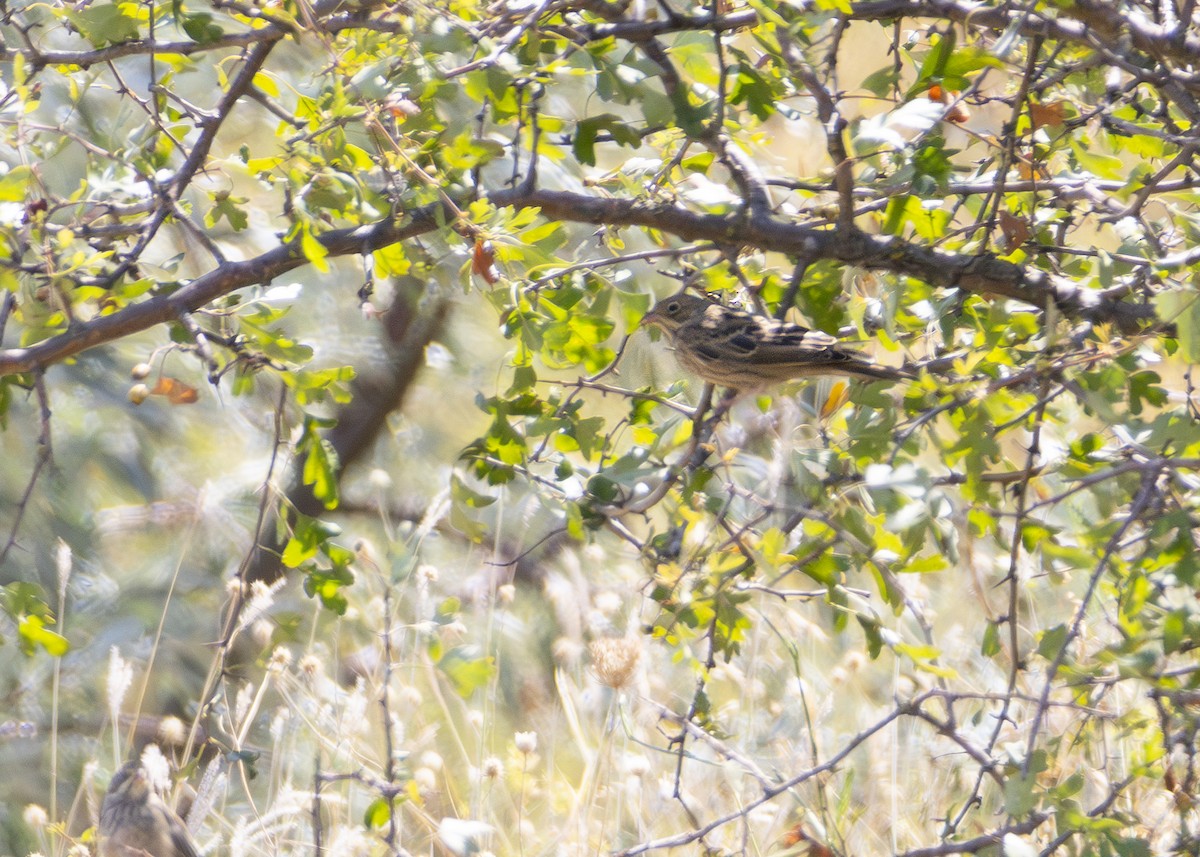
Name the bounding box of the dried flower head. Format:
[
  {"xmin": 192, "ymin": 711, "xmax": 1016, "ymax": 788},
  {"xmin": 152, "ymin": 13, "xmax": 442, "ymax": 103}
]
[
  {"xmin": 157, "ymin": 715, "xmax": 187, "ymax": 747},
  {"xmin": 623, "ymin": 753, "xmax": 651, "ymax": 778},
  {"xmin": 269, "ymin": 646, "xmax": 293, "ymax": 673},
  {"xmin": 551, "ymin": 637, "xmax": 584, "ymax": 667},
  {"xmin": 139, "ymin": 744, "xmax": 171, "ymax": 792},
  {"xmin": 106, "ymin": 647, "xmax": 133, "ymax": 726},
  {"xmin": 22, "ymin": 804, "xmax": 48, "ymax": 829},
  {"xmin": 438, "ymin": 819, "xmax": 493, "ymax": 857},
  {"xmin": 420, "ymin": 751, "xmax": 444, "ymax": 771},
  {"xmin": 413, "ymin": 766, "xmax": 439, "ymax": 794},
  {"xmin": 55, "ymin": 540, "xmax": 72, "ymax": 603},
  {"xmin": 593, "ymin": 590, "xmax": 622, "ymax": 616},
  {"xmin": 185, "ymin": 759, "xmax": 225, "ymax": 830},
  {"xmin": 237, "ymin": 579, "xmax": 284, "ymax": 633},
  {"xmin": 299, "ymin": 654, "xmax": 322, "ymax": 679},
  {"xmin": 589, "ymin": 636, "xmax": 642, "ymax": 689},
  {"xmin": 399, "ymin": 684, "xmax": 423, "ymax": 709},
  {"xmin": 514, "ymin": 731, "xmax": 537, "ymax": 754}
]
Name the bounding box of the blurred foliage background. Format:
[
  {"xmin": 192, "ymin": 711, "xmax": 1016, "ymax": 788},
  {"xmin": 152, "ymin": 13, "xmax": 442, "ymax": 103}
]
[{"xmin": 2, "ymin": 1, "xmax": 1200, "ymax": 855}]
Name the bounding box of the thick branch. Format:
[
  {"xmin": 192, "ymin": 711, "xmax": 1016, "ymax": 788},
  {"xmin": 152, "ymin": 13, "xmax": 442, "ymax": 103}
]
[
  {"xmin": 0, "ymin": 187, "xmax": 1160, "ymax": 377},
  {"xmin": 245, "ymin": 282, "xmax": 453, "ymax": 584},
  {"xmin": 573, "ymin": 0, "xmax": 1200, "ymax": 84},
  {"xmin": 491, "ymin": 188, "xmax": 1160, "ymax": 333},
  {"xmin": 0, "ymin": 206, "xmax": 451, "ymax": 375},
  {"xmin": 2, "ymin": 4, "xmax": 399, "ymax": 70},
  {"xmin": 849, "ymin": 0, "xmax": 1200, "ymax": 74}
]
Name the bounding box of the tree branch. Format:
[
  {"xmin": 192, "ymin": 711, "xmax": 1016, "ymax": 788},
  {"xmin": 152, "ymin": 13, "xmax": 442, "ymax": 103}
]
[
  {"xmin": 0, "ymin": 205, "xmax": 452, "ymax": 376},
  {"xmin": 0, "ymin": 183, "xmax": 1162, "ymax": 378}
]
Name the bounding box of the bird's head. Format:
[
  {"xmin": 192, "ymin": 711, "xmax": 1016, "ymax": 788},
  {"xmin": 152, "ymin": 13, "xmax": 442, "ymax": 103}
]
[
  {"xmin": 107, "ymin": 762, "xmax": 153, "ymax": 804},
  {"xmin": 641, "ymin": 293, "xmax": 710, "ymax": 335}
]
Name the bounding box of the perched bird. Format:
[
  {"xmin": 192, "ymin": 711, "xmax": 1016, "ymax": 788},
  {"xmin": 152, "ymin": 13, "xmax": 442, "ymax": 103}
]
[
  {"xmin": 641, "ymin": 293, "xmax": 906, "ymax": 390},
  {"xmin": 98, "ymin": 762, "xmax": 200, "ymax": 857}
]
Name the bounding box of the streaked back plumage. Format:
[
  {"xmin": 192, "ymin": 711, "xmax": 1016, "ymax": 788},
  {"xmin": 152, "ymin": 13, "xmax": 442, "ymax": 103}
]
[{"xmin": 642, "ymin": 294, "xmax": 905, "ymax": 390}]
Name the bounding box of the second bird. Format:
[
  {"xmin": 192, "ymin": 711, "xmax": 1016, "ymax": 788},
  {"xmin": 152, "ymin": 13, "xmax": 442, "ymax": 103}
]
[{"xmin": 98, "ymin": 762, "xmax": 200, "ymax": 857}]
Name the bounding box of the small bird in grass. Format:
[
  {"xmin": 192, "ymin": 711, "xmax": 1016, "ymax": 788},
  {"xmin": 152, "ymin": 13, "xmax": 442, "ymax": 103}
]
[
  {"xmin": 98, "ymin": 762, "xmax": 200, "ymax": 857},
  {"xmin": 641, "ymin": 293, "xmax": 907, "ymax": 391}
]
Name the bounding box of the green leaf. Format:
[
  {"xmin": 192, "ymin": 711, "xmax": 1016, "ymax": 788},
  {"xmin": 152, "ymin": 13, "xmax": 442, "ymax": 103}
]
[
  {"xmin": 1036, "ymin": 624, "xmax": 1068, "ymax": 661},
  {"xmin": 573, "ymin": 114, "xmax": 641, "ymax": 165},
  {"xmin": 861, "ymin": 66, "xmax": 899, "ymax": 98},
  {"xmin": 1128, "ymin": 370, "xmax": 1166, "ymax": 415},
  {"xmin": 1070, "ymin": 139, "xmax": 1124, "ymax": 179},
  {"xmin": 981, "ymin": 621, "xmax": 1001, "ymax": 657},
  {"xmin": 67, "ymin": 4, "xmax": 139, "ymax": 47},
  {"xmin": 303, "ymin": 563, "xmax": 355, "ymax": 614},
  {"xmin": 1003, "ymin": 770, "xmax": 1038, "ymax": 817},
  {"xmin": 0, "ymin": 581, "xmax": 52, "ymax": 619},
  {"xmin": 0, "ymin": 166, "xmax": 32, "ymax": 202},
  {"xmin": 363, "ymin": 797, "xmax": 393, "ymax": 829},
  {"xmin": 1052, "ymin": 771, "xmax": 1085, "ymax": 799},
  {"xmin": 939, "ymin": 45, "xmax": 1005, "ymax": 89},
  {"xmin": 882, "ymin": 194, "xmax": 948, "ymax": 239},
  {"xmin": 281, "ymin": 536, "xmax": 315, "ymax": 568},
  {"xmin": 729, "ymin": 65, "xmax": 776, "ymax": 120},
  {"xmin": 915, "ymin": 29, "xmax": 955, "ymax": 86},
  {"xmin": 680, "ymin": 152, "xmax": 714, "ymax": 174},
  {"xmin": 281, "ymin": 516, "xmax": 341, "ymax": 569},
  {"xmin": 181, "ymin": 12, "xmax": 224, "ymax": 43},
  {"xmin": 206, "ymin": 193, "xmax": 249, "ymax": 231},
  {"xmin": 298, "ymin": 225, "xmax": 330, "ymax": 273},
  {"xmin": 437, "ymin": 646, "xmax": 496, "ymax": 698},
  {"xmin": 856, "ymin": 615, "xmax": 884, "ymax": 659},
  {"xmin": 298, "ymin": 416, "xmax": 340, "ymax": 509},
  {"xmin": 288, "ymin": 366, "xmax": 357, "ymax": 406},
  {"xmin": 1153, "ymin": 287, "xmax": 1200, "ymax": 363},
  {"xmin": 18, "ymin": 615, "xmax": 69, "ymax": 657},
  {"xmin": 302, "ymin": 438, "xmax": 339, "ymax": 508},
  {"xmin": 1111, "ymin": 837, "xmax": 1152, "ymax": 857}
]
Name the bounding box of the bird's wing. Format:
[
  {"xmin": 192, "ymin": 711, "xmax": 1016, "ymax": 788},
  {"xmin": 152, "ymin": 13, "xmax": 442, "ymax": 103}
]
[
  {"xmin": 169, "ymin": 815, "xmax": 202, "ymax": 857},
  {"xmin": 682, "ymin": 306, "xmax": 903, "ymax": 381},
  {"xmin": 736, "ymin": 317, "xmax": 869, "ymax": 367}
]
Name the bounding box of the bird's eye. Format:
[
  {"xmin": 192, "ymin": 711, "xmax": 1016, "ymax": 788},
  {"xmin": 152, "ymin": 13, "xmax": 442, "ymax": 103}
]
[{"xmin": 666, "ymin": 301, "xmax": 680, "ymax": 313}]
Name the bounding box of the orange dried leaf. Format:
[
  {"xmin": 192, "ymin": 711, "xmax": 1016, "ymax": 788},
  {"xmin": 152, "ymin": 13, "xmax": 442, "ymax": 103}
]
[
  {"xmin": 472, "ymin": 239, "xmax": 500, "ymax": 284},
  {"xmin": 781, "ymin": 823, "xmax": 805, "ymax": 846},
  {"xmin": 151, "ymin": 376, "xmax": 199, "ymax": 404},
  {"xmin": 930, "ymin": 85, "xmax": 968, "ymax": 122},
  {"xmin": 821, "ymin": 380, "xmax": 850, "ymax": 419},
  {"xmin": 779, "ymin": 824, "xmax": 833, "ymax": 857},
  {"xmin": 998, "ymin": 210, "xmax": 1031, "ymax": 253},
  {"xmin": 945, "ymin": 101, "xmax": 970, "ymax": 123},
  {"xmin": 1030, "ymin": 101, "xmax": 1066, "ymax": 129},
  {"xmin": 384, "ymin": 94, "xmax": 421, "ymax": 119}
]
